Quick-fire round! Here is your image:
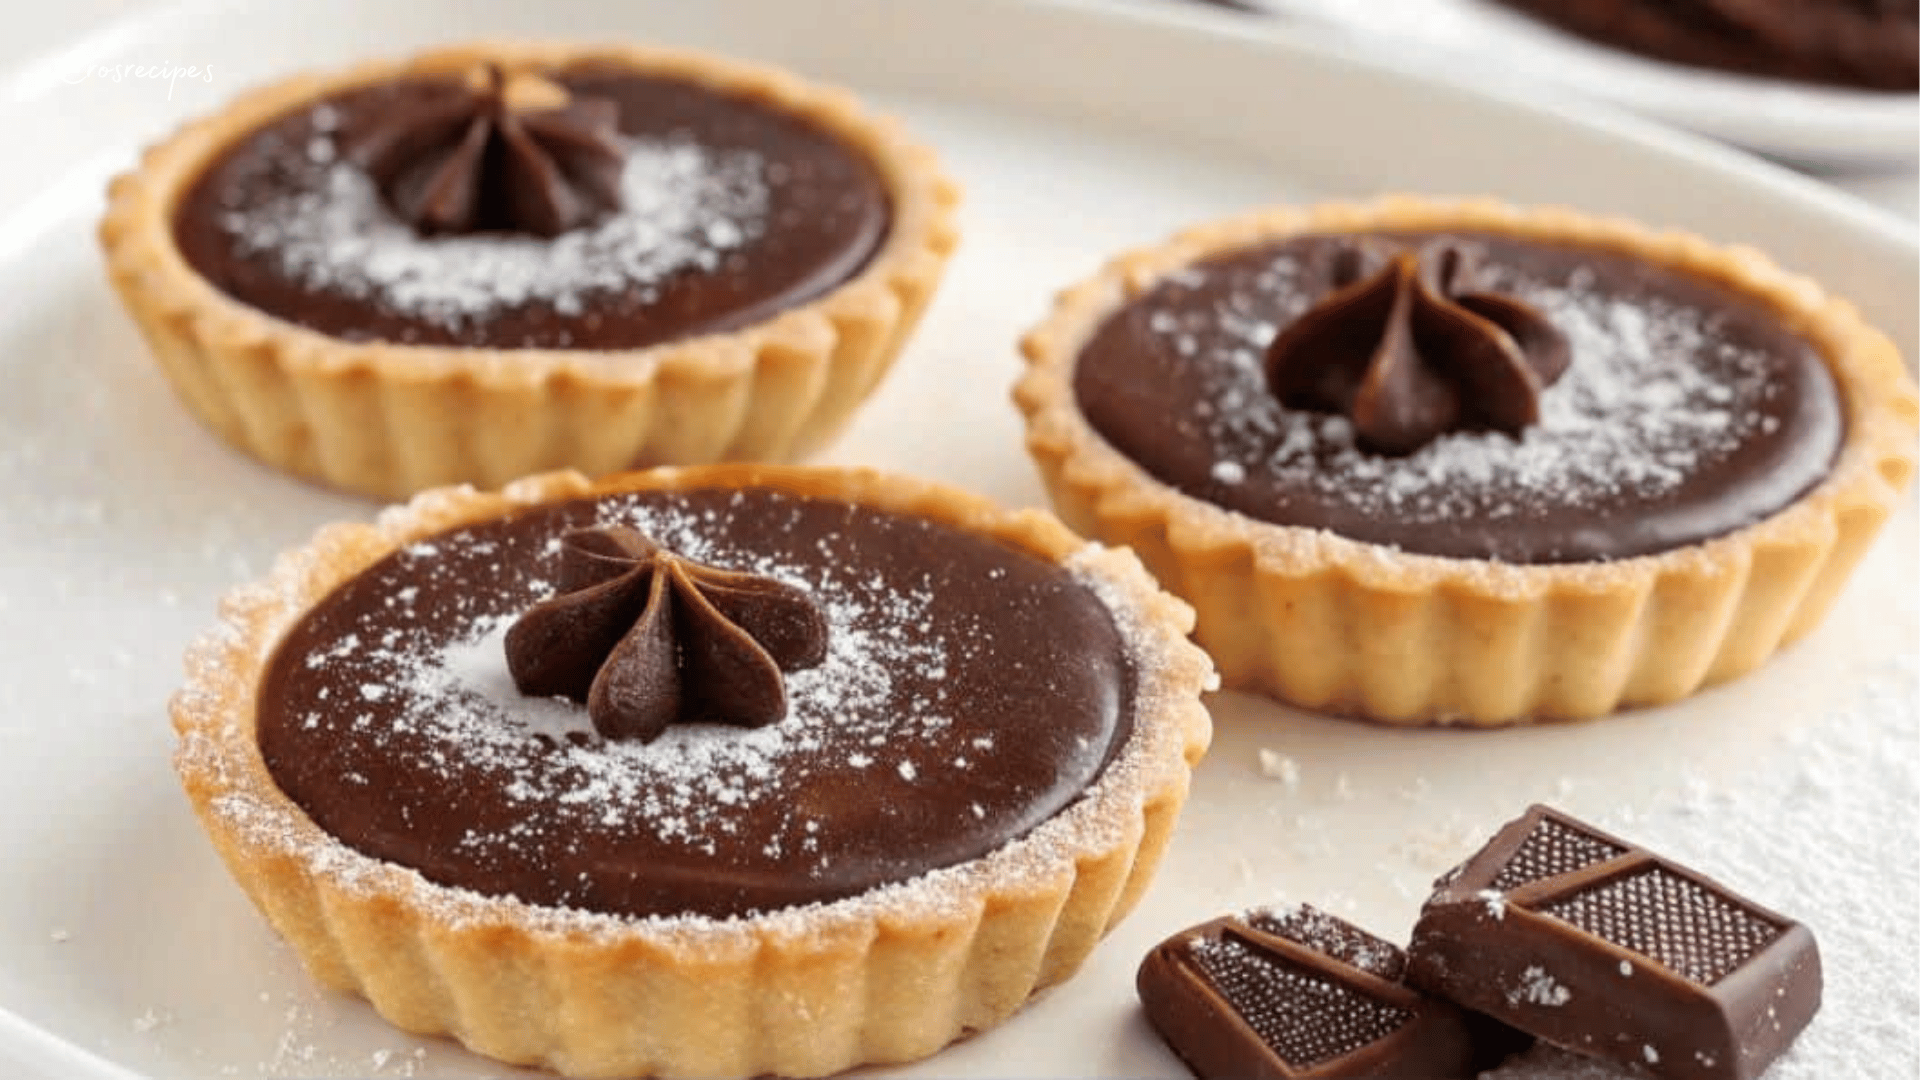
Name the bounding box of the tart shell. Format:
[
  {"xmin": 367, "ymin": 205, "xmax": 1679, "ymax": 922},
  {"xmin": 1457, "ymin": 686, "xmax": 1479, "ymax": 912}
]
[
  {"xmin": 1016, "ymin": 197, "xmax": 1918, "ymax": 726},
  {"xmin": 101, "ymin": 42, "xmax": 961, "ymax": 502},
  {"xmin": 170, "ymin": 464, "xmax": 1215, "ymax": 1079}
]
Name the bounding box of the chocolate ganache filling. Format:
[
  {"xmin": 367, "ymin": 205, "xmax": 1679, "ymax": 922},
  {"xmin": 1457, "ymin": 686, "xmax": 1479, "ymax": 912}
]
[
  {"xmin": 258, "ymin": 488, "xmax": 1137, "ymax": 920},
  {"xmin": 173, "ymin": 64, "xmax": 891, "ymax": 349},
  {"xmin": 1074, "ymin": 232, "xmax": 1843, "ymax": 564}
]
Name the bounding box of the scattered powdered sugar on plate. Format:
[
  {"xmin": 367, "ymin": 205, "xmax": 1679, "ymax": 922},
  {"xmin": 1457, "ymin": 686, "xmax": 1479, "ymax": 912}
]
[
  {"xmin": 1477, "ymin": 645, "xmax": 1920, "ymax": 1079},
  {"xmin": 1156, "ymin": 245, "xmax": 1787, "ymax": 522},
  {"xmin": 222, "ymin": 128, "xmax": 768, "ymax": 329},
  {"xmin": 1482, "ymin": 1044, "xmax": 1658, "ymax": 1079},
  {"xmin": 1258, "ymin": 747, "xmax": 1301, "ymax": 787},
  {"xmin": 1200, "ymin": 578, "xmax": 1917, "ymax": 1080},
  {"xmin": 243, "ymin": 992, "xmax": 430, "ymax": 1077}
]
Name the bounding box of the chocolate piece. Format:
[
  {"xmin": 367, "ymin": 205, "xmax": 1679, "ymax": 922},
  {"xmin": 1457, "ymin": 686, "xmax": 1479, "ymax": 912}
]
[
  {"xmin": 504, "ymin": 525, "xmax": 828, "ymax": 742},
  {"xmin": 173, "ymin": 67, "xmax": 890, "ymax": 350},
  {"xmin": 1265, "ymin": 237, "xmax": 1570, "ymax": 455},
  {"xmin": 1072, "ymin": 230, "xmax": 1842, "ymax": 563},
  {"xmin": 1489, "ymin": 0, "xmax": 1918, "ymax": 92},
  {"xmin": 346, "ymin": 64, "xmax": 626, "ymax": 237},
  {"xmin": 1137, "ymin": 905, "xmax": 1505, "ymax": 1078},
  {"xmin": 258, "ymin": 487, "xmax": 1135, "ymax": 919},
  {"xmin": 1406, "ymin": 805, "xmax": 1821, "ymax": 1080}
]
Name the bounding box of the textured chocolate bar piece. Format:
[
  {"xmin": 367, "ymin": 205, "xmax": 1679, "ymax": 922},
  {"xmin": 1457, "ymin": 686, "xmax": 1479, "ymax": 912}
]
[
  {"xmin": 1406, "ymin": 805, "xmax": 1821, "ymax": 1080},
  {"xmin": 1137, "ymin": 904, "xmax": 1505, "ymax": 1078}
]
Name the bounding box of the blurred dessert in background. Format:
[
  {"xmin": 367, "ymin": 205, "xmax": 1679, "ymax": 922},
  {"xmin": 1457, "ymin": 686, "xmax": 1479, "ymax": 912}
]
[{"xmin": 1489, "ymin": 0, "xmax": 1917, "ymax": 91}]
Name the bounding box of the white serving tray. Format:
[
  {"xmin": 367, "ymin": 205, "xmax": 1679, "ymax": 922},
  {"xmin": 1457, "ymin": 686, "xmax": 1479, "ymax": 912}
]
[{"xmin": 1, "ymin": 1, "xmax": 1914, "ymax": 1078}]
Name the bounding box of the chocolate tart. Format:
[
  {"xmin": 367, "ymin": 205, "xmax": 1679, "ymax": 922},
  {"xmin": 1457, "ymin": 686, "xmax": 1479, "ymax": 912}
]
[
  {"xmin": 170, "ymin": 464, "xmax": 1214, "ymax": 1078},
  {"xmin": 100, "ymin": 42, "xmax": 960, "ymax": 501},
  {"xmin": 1016, "ymin": 198, "xmax": 1917, "ymax": 725}
]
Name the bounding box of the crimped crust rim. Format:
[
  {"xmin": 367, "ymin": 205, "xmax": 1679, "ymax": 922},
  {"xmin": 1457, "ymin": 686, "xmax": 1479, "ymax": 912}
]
[
  {"xmin": 171, "ymin": 463, "xmax": 1214, "ymax": 957},
  {"xmin": 1016, "ymin": 195, "xmax": 1919, "ymax": 603},
  {"xmin": 98, "ymin": 39, "xmax": 962, "ymax": 393}
]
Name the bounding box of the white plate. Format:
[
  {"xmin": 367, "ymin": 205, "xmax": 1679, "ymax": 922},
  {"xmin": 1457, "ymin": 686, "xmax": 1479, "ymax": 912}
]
[
  {"xmin": 1235, "ymin": 0, "xmax": 1920, "ymax": 163},
  {"xmin": 1, "ymin": 1, "xmax": 1915, "ymax": 1078}
]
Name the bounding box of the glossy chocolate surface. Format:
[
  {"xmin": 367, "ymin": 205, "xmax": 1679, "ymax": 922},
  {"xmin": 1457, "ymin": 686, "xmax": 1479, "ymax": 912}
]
[
  {"xmin": 257, "ymin": 488, "xmax": 1136, "ymax": 920},
  {"xmin": 1074, "ymin": 231, "xmax": 1844, "ymax": 563},
  {"xmin": 174, "ymin": 65, "xmax": 890, "ymax": 349}
]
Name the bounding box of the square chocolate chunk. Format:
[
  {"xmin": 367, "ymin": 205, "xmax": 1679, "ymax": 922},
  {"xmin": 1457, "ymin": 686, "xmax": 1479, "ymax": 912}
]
[
  {"xmin": 1137, "ymin": 904, "xmax": 1508, "ymax": 1078},
  {"xmin": 1406, "ymin": 805, "xmax": 1821, "ymax": 1080}
]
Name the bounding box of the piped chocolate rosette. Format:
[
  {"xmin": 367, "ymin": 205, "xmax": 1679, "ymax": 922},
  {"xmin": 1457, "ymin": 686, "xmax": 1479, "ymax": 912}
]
[
  {"xmin": 1017, "ymin": 198, "xmax": 1917, "ymax": 724},
  {"xmin": 1263, "ymin": 238, "xmax": 1570, "ymax": 456},
  {"xmin": 345, "ymin": 63, "xmax": 627, "ymax": 238},
  {"xmin": 171, "ymin": 465, "xmax": 1214, "ymax": 1077},
  {"xmin": 504, "ymin": 525, "xmax": 830, "ymax": 742}
]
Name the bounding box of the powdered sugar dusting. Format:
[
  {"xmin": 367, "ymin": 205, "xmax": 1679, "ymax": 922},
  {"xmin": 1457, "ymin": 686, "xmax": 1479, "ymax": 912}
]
[
  {"xmin": 1246, "ymin": 901, "xmax": 1405, "ymax": 979},
  {"xmin": 220, "ymin": 128, "xmax": 767, "ymax": 331},
  {"xmin": 1508, "ymin": 964, "xmax": 1573, "ymax": 1007},
  {"xmin": 1147, "ymin": 242, "xmax": 1795, "ymax": 525},
  {"xmin": 291, "ymin": 493, "xmax": 957, "ymax": 866}
]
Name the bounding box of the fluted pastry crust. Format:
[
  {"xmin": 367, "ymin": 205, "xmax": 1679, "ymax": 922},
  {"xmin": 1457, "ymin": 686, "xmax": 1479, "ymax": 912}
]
[
  {"xmin": 1017, "ymin": 197, "xmax": 1917, "ymax": 725},
  {"xmin": 101, "ymin": 42, "xmax": 961, "ymax": 501},
  {"xmin": 171, "ymin": 464, "xmax": 1215, "ymax": 1078}
]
